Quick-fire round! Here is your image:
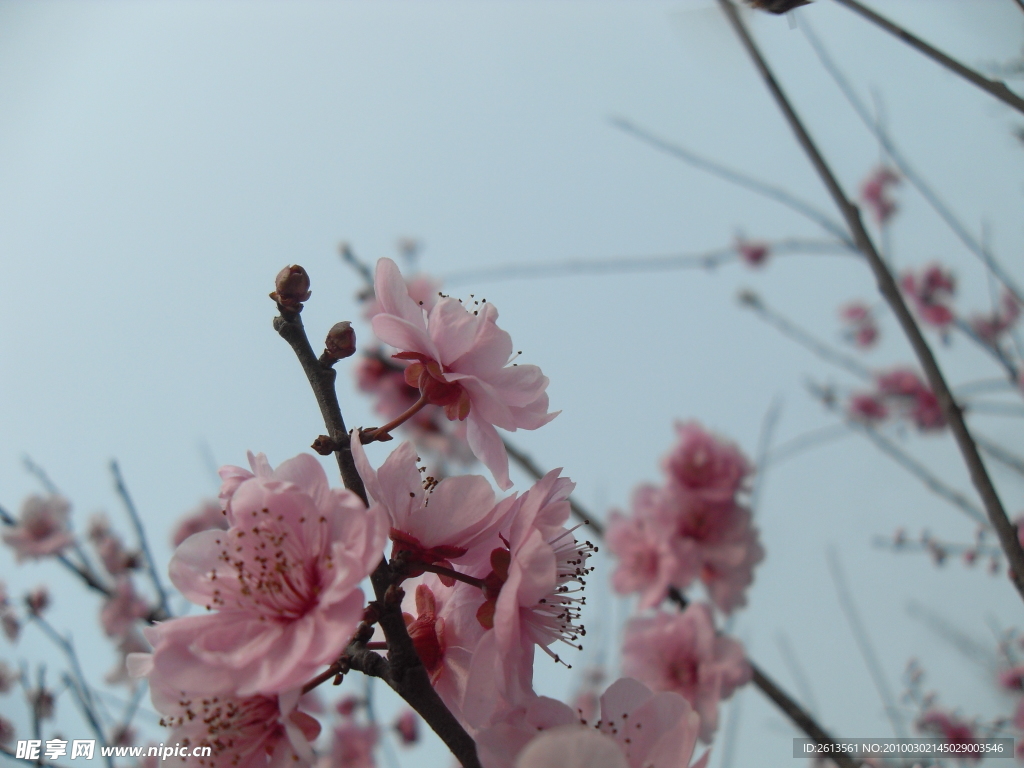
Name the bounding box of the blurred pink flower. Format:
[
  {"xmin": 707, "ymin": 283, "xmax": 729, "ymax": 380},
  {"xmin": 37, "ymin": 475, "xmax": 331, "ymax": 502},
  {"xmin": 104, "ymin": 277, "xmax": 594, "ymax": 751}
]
[
  {"xmin": 969, "ymin": 289, "xmax": 1020, "ymax": 344},
  {"xmin": 847, "ymin": 393, "xmax": 888, "ymax": 423},
  {"xmin": 839, "ymin": 302, "xmax": 879, "ymax": 349},
  {"xmin": 371, "ymin": 257, "xmax": 557, "ymax": 490},
  {"xmin": 324, "ymin": 722, "xmax": 378, "ymax": 768},
  {"xmin": 393, "ymin": 710, "xmax": 418, "ymax": 746},
  {"xmin": 621, "ymin": 604, "xmax": 750, "ymax": 743},
  {"xmin": 736, "ymin": 239, "xmax": 769, "ymax": 268},
  {"xmin": 141, "ymin": 452, "xmax": 387, "ymax": 697},
  {"xmin": 663, "ymin": 422, "xmax": 751, "ymax": 504},
  {"xmin": 142, "ymin": 673, "xmax": 320, "ymax": 768},
  {"xmin": 101, "ymin": 577, "xmax": 150, "ymax": 638},
  {"xmin": 171, "ymin": 499, "xmax": 229, "ymax": 549},
  {"xmin": 860, "ymin": 166, "xmax": 900, "ymax": 224},
  {"xmin": 918, "ymin": 710, "xmax": 979, "ymax": 758},
  {"xmin": 875, "ymin": 368, "xmax": 946, "ymax": 431},
  {"xmin": 899, "ymin": 263, "xmax": 956, "ymax": 330},
  {"xmin": 477, "ymin": 678, "xmax": 706, "ymax": 768},
  {"xmin": 3, "ymin": 494, "xmax": 74, "ymax": 562}
]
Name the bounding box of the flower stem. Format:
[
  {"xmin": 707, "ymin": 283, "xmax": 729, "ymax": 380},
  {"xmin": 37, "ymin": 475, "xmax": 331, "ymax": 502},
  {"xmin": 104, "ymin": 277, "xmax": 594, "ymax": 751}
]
[
  {"xmin": 417, "ymin": 563, "xmax": 487, "ymax": 590},
  {"xmin": 363, "ymin": 394, "xmax": 430, "ymax": 443}
]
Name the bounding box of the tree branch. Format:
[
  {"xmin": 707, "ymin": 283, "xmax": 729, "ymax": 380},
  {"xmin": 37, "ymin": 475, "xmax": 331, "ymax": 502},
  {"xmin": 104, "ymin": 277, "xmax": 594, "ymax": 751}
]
[
  {"xmin": 272, "ymin": 292, "xmax": 481, "ymax": 768},
  {"xmin": 718, "ymin": 0, "xmax": 1024, "ymax": 604}
]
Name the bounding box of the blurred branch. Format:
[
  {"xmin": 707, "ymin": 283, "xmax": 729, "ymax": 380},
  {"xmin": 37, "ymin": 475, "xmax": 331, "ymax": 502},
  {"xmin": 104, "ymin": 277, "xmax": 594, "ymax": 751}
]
[
  {"xmin": 444, "ymin": 238, "xmax": 849, "ymax": 286},
  {"xmin": 831, "ymin": 0, "xmax": 1024, "ymax": 116},
  {"xmin": 503, "ymin": 438, "xmax": 604, "ymax": 537},
  {"xmin": 750, "ymin": 395, "xmax": 784, "ymax": 513},
  {"xmin": 826, "ymin": 548, "xmax": 907, "ymax": 737},
  {"xmin": 764, "ymin": 424, "xmax": 852, "ymax": 469},
  {"xmin": 110, "ymin": 460, "xmax": 171, "ymax": 620},
  {"xmin": 800, "ymin": 9, "xmax": 1024, "ymax": 307},
  {"xmin": 719, "ymin": 0, "xmax": 1024, "ymax": 603},
  {"xmin": 739, "ymin": 291, "xmax": 873, "ymax": 380},
  {"xmin": 974, "ymin": 433, "xmax": 1024, "ymax": 479},
  {"xmin": 610, "ymin": 116, "xmax": 855, "ymax": 246}
]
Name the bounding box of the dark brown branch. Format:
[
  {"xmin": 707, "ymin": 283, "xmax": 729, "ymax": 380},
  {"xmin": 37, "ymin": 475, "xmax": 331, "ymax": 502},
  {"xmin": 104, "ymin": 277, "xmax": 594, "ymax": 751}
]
[
  {"xmin": 831, "ymin": 0, "xmax": 1024, "ymax": 116},
  {"xmin": 718, "ymin": 0, "xmax": 1024, "ymax": 604},
  {"xmin": 273, "ymin": 295, "xmax": 481, "ymax": 768},
  {"xmin": 502, "ymin": 438, "xmax": 604, "ymax": 537}
]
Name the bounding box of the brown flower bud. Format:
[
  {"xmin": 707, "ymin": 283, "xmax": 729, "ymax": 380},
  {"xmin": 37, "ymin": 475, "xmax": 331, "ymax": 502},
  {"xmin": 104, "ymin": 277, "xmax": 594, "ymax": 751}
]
[
  {"xmin": 325, "ymin": 321, "xmax": 356, "ymax": 360},
  {"xmin": 25, "ymin": 586, "xmax": 49, "ymax": 617},
  {"xmin": 270, "ymin": 265, "xmax": 312, "ymax": 308}
]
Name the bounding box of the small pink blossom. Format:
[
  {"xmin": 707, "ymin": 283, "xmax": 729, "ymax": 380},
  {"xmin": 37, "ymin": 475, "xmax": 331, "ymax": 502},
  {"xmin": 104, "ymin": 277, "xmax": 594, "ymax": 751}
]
[
  {"xmin": 323, "ymin": 722, "xmax": 378, "ymax": 768},
  {"xmin": 393, "ymin": 710, "xmax": 418, "ymax": 746},
  {"xmin": 917, "ymin": 710, "xmax": 979, "ymax": 758},
  {"xmin": 141, "ymin": 671, "xmax": 320, "ymax": 768},
  {"xmin": 847, "ymin": 393, "xmax": 888, "ymax": 423},
  {"xmin": 860, "ymin": 166, "xmax": 900, "ymax": 224},
  {"xmin": 621, "ymin": 604, "xmax": 751, "ymax": 743},
  {"xmin": 735, "ymin": 239, "xmax": 769, "ymax": 268},
  {"xmin": 839, "ymin": 302, "xmax": 879, "ymax": 349},
  {"xmin": 900, "ymin": 263, "xmax": 956, "ymax": 330},
  {"xmin": 171, "ymin": 499, "xmax": 229, "ymax": 549},
  {"xmin": 2, "ymin": 494, "xmax": 74, "ymax": 562},
  {"xmin": 874, "ymin": 368, "xmax": 946, "ymax": 431},
  {"xmin": 363, "ymin": 272, "xmax": 441, "ymax": 322},
  {"xmin": 999, "ymin": 665, "xmax": 1024, "ymax": 691},
  {"xmin": 969, "ymin": 289, "xmax": 1020, "ymax": 344},
  {"xmin": 371, "ymin": 257, "xmax": 558, "ymax": 490},
  {"xmin": 141, "ymin": 453, "xmax": 387, "ymax": 697},
  {"xmin": 663, "ymin": 422, "xmax": 751, "ymax": 504},
  {"xmin": 101, "ymin": 577, "xmax": 150, "ymax": 638}
]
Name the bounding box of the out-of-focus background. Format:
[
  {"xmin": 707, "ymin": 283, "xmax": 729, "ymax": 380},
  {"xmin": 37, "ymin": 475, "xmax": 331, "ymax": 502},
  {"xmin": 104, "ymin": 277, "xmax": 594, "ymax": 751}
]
[{"xmin": 1, "ymin": 1, "xmax": 1023, "ymax": 765}]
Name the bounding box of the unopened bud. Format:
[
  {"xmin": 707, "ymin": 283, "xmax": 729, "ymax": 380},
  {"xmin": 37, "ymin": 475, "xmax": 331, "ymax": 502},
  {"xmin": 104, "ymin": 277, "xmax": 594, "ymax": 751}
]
[
  {"xmin": 271, "ymin": 265, "xmax": 312, "ymax": 308},
  {"xmin": 744, "ymin": 0, "xmax": 811, "ymax": 13},
  {"xmin": 325, "ymin": 321, "xmax": 356, "ymax": 360},
  {"xmin": 25, "ymin": 586, "xmax": 49, "ymax": 617}
]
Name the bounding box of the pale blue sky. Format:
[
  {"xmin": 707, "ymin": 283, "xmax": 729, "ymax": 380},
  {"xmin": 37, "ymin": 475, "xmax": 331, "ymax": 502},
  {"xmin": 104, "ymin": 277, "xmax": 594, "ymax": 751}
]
[{"xmin": 1, "ymin": 2, "xmax": 1023, "ymax": 765}]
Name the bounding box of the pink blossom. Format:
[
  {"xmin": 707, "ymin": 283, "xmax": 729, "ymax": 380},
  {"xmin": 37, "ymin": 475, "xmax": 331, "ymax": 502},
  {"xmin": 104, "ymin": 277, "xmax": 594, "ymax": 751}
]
[
  {"xmin": 101, "ymin": 577, "xmax": 150, "ymax": 637},
  {"xmin": 847, "ymin": 393, "xmax": 888, "ymax": 423},
  {"xmin": 351, "ymin": 436, "xmax": 508, "ymax": 578},
  {"xmin": 106, "ymin": 628, "xmax": 150, "ymax": 686},
  {"xmin": 323, "ymin": 722, "xmax": 378, "ymax": 768},
  {"xmin": 140, "ymin": 671, "xmax": 320, "ymax": 768},
  {"xmin": 371, "ymin": 257, "xmax": 557, "ymax": 490},
  {"xmin": 874, "ymin": 368, "xmax": 946, "ymax": 431},
  {"xmin": 998, "ymin": 665, "xmax": 1024, "ymax": 691},
  {"xmin": 900, "ymin": 263, "xmax": 956, "ymax": 329},
  {"xmin": 141, "ymin": 452, "xmax": 387, "ymax": 697},
  {"xmin": 735, "ymin": 239, "xmax": 769, "ymax": 268},
  {"xmin": 2, "ymin": 494, "xmax": 74, "ymax": 561},
  {"xmin": 478, "ymin": 678, "xmax": 706, "ymax": 768},
  {"xmin": 463, "ymin": 472, "xmax": 594, "ymax": 726},
  {"xmin": 860, "ymin": 166, "xmax": 900, "ymax": 224},
  {"xmin": 621, "ymin": 604, "xmax": 751, "ymax": 743},
  {"xmin": 363, "ymin": 272, "xmax": 441, "ymax": 322},
  {"xmin": 171, "ymin": 499, "xmax": 229, "ymax": 549},
  {"xmin": 393, "ymin": 710, "xmax": 418, "ymax": 746},
  {"xmin": 662, "ymin": 422, "xmax": 750, "ymax": 504},
  {"xmin": 699, "ymin": 534, "xmax": 765, "ymax": 615}
]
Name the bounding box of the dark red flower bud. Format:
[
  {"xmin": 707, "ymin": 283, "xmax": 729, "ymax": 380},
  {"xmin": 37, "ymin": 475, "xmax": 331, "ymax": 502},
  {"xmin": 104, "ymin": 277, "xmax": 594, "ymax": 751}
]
[
  {"xmin": 270, "ymin": 265, "xmax": 311, "ymax": 308},
  {"xmin": 325, "ymin": 321, "xmax": 356, "ymax": 360}
]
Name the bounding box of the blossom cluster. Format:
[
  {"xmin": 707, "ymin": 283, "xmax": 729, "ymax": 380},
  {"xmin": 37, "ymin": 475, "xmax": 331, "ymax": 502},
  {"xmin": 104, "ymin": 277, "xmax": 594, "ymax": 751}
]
[{"xmin": 846, "ymin": 367, "xmax": 945, "ymax": 431}]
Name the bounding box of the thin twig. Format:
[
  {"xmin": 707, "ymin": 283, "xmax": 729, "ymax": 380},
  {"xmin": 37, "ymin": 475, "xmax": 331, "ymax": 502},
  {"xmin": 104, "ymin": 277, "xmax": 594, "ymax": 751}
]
[
  {"xmin": 502, "ymin": 438, "xmax": 604, "ymax": 537},
  {"xmin": 775, "ymin": 633, "xmax": 819, "ymax": 716},
  {"xmin": 831, "ymin": 0, "xmax": 1024, "ymax": 116},
  {"xmin": 974, "ymin": 433, "xmax": 1024, "ymax": 479},
  {"xmin": 797, "ymin": 15, "xmax": 1024, "ymax": 308},
  {"xmin": 740, "ymin": 292, "xmax": 873, "ymax": 380},
  {"xmin": 826, "ymin": 548, "xmax": 907, "ymax": 737},
  {"xmin": 273, "ymin": 294, "xmax": 481, "ymax": 768},
  {"xmin": 110, "ymin": 460, "xmax": 171, "ymax": 620},
  {"xmin": 611, "ymin": 116, "xmax": 855, "ymax": 246},
  {"xmin": 764, "ymin": 424, "xmax": 852, "ymax": 469},
  {"xmin": 444, "ymin": 238, "xmax": 850, "ymax": 286},
  {"xmin": 719, "ymin": 0, "xmax": 1024, "ymax": 602},
  {"xmin": 22, "ymin": 456, "xmax": 60, "ymax": 495}
]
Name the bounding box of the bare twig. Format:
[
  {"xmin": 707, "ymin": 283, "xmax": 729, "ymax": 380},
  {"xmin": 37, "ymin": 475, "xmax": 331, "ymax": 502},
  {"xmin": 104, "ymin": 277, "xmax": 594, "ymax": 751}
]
[
  {"xmin": 611, "ymin": 116, "xmax": 855, "ymax": 246},
  {"xmin": 764, "ymin": 424, "xmax": 852, "ymax": 469},
  {"xmin": 273, "ymin": 293, "xmax": 481, "ymax": 768},
  {"xmin": 775, "ymin": 633, "xmax": 819, "ymax": 716},
  {"xmin": 719, "ymin": 0, "xmax": 1024, "ymax": 602},
  {"xmin": 798, "ymin": 15, "xmax": 1024, "ymax": 308},
  {"xmin": 830, "ymin": 0, "xmax": 1024, "ymax": 116},
  {"xmin": 750, "ymin": 396, "xmax": 784, "ymax": 513},
  {"xmin": 974, "ymin": 433, "xmax": 1024, "ymax": 479},
  {"xmin": 110, "ymin": 460, "xmax": 171, "ymax": 620},
  {"xmin": 826, "ymin": 548, "xmax": 907, "ymax": 737}
]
